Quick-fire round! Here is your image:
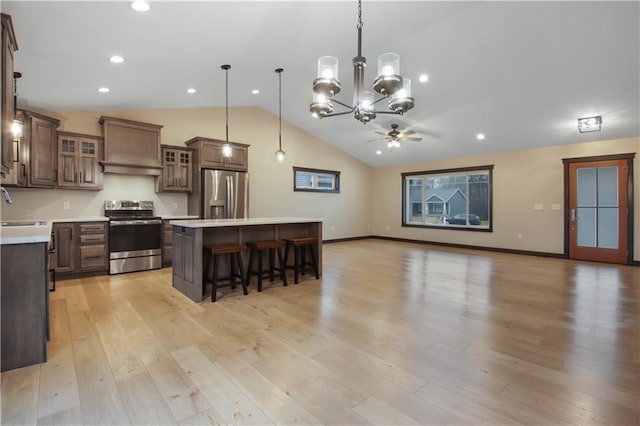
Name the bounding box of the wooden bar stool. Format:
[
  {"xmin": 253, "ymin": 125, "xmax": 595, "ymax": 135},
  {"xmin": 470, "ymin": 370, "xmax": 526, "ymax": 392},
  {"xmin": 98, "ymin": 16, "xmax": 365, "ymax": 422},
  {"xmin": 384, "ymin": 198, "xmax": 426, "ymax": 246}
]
[
  {"xmin": 245, "ymin": 240, "xmax": 288, "ymax": 292},
  {"xmin": 283, "ymin": 237, "xmax": 319, "ymax": 284},
  {"xmin": 203, "ymin": 244, "xmax": 247, "ymax": 302}
]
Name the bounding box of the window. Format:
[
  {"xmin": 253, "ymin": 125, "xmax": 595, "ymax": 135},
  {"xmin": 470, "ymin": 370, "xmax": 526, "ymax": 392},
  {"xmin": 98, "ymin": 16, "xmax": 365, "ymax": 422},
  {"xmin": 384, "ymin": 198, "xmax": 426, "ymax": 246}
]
[
  {"xmin": 293, "ymin": 167, "xmax": 340, "ymax": 193},
  {"xmin": 402, "ymin": 165, "xmax": 493, "ymax": 231}
]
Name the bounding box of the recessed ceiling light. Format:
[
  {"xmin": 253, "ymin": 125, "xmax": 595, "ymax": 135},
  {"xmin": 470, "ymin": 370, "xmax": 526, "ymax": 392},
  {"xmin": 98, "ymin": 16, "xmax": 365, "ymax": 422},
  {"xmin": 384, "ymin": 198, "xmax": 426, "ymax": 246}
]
[
  {"xmin": 109, "ymin": 55, "xmax": 124, "ymax": 64},
  {"xmin": 418, "ymin": 74, "xmax": 429, "ymax": 83},
  {"xmin": 476, "ymin": 133, "xmax": 485, "ymax": 140},
  {"xmin": 376, "ymin": 150, "xmax": 382, "ymax": 155},
  {"xmin": 186, "ymin": 88, "xmax": 196, "ymax": 94},
  {"xmin": 251, "ymin": 89, "xmax": 260, "ymax": 95},
  {"xmin": 98, "ymin": 87, "xmax": 110, "ymax": 93},
  {"xmin": 130, "ymin": 1, "xmax": 150, "ymax": 12}
]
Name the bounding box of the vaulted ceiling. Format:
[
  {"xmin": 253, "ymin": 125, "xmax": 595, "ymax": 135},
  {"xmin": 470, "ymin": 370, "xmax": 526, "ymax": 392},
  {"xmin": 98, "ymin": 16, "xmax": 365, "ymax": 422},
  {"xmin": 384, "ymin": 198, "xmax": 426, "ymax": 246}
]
[{"xmin": 2, "ymin": 1, "xmax": 638, "ymax": 166}]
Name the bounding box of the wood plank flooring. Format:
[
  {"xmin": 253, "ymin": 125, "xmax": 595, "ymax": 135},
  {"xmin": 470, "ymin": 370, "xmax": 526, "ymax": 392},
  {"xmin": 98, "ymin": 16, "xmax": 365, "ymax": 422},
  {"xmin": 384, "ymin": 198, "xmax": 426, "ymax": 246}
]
[{"xmin": 2, "ymin": 239, "xmax": 639, "ymax": 425}]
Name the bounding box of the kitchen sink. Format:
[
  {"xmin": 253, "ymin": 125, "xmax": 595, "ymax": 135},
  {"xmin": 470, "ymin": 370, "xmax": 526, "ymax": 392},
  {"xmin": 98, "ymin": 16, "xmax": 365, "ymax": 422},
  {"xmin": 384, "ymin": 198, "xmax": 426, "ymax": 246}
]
[{"xmin": 0, "ymin": 220, "xmax": 47, "ymax": 227}]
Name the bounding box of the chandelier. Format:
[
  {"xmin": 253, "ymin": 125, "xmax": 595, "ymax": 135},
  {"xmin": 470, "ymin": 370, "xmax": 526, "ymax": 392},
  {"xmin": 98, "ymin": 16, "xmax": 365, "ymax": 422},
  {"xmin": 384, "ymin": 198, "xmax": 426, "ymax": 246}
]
[{"xmin": 309, "ymin": 0, "xmax": 414, "ymax": 124}]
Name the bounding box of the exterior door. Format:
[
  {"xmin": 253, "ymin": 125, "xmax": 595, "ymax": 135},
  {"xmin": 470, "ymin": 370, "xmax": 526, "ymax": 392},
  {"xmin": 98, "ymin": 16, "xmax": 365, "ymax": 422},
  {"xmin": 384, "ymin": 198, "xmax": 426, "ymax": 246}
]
[{"xmin": 567, "ymin": 156, "xmax": 632, "ymax": 264}]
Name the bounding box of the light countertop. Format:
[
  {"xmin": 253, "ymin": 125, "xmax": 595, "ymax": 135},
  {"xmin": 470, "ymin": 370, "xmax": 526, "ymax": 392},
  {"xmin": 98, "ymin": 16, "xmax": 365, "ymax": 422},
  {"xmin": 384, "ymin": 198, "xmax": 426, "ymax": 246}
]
[
  {"xmin": 160, "ymin": 215, "xmax": 199, "ymax": 220},
  {"xmin": 0, "ymin": 221, "xmax": 53, "ymax": 245},
  {"xmin": 170, "ymin": 217, "xmax": 323, "ymax": 228}
]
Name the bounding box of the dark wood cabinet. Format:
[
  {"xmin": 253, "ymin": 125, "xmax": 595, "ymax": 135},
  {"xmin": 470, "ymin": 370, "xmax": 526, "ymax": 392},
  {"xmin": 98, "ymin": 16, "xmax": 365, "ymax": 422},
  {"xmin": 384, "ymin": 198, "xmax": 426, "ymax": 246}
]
[
  {"xmin": 172, "ymin": 225, "xmax": 200, "ymax": 301},
  {"xmin": 185, "ymin": 137, "xmax": 249, "ymax": 172},
  {"xmin": 53, "ymin": 221, "xmax": 108, "ymax": 275},
  {"xmin": 57, "ymin": 132, "xmax": 103, "ymax": 190},
  {"xmin": 1, "ymin": 13, "xmax": 17, "ymax": 177},
  {"xmin": 157, "ymin": 145, "xmax": 192, "ymax": 192},
  {"xmin": 52, "ymin": 223, "xmax": 75, "ymax": 273},
  {"xmin": 1, "ymin": 242, "xmax": 48, "ymax": 371},
  {"xmin": 162, "ymin": 219, "xmax": 173, "ymax": 265},
  {"xmin": 77, "ymin": 222, "xmax": 108, "ymax": 272}
]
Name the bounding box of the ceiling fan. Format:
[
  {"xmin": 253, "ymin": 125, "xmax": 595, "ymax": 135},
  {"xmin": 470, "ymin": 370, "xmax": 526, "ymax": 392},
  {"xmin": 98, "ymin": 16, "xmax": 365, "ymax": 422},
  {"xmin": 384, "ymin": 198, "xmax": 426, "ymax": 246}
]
[{"xmin": 367, "ymin": 123, "xmax": 423, "ymax": 148}]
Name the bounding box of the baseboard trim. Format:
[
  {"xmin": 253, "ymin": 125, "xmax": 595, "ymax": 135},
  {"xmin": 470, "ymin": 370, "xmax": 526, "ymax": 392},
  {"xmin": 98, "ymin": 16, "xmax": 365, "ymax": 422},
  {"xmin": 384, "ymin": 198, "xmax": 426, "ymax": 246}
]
[
  {"xmin": 323, "ymin": 236, "xmax": 373, "ymax": 244},
  {"xmin": 326, "ymin": 235, "xmax": 566, "ymax": 259}
]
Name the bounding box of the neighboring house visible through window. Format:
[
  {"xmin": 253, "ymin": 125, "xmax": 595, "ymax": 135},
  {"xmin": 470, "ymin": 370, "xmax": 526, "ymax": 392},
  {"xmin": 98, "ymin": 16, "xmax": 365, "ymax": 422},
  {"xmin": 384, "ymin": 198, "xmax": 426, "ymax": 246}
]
[{"xmin": 402, "ymin": 165, "xmax": 493, "ymax": 231}]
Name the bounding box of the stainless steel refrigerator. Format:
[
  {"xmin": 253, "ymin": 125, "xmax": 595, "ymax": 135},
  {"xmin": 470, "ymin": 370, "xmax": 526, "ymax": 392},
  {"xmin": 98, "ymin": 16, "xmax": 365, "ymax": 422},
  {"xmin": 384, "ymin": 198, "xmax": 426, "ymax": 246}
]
[{"xmin": 201, "ymin": 169, "xmax": 249, "ymax": 219}]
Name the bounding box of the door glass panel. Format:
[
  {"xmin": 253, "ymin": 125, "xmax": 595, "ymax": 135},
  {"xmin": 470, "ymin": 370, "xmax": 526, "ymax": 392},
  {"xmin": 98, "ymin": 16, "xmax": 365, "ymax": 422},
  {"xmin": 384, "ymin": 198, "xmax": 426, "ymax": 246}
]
[
  {"xmin": 597, "ymin": 207, "xmax": 618, "ymax": 249},
  {"xmin": 577, "ymin": 168, "xmax": 596, "ymax": 206},
  {"xmin": 577, "ymin": 207, "xmax": 596, "ymax": 247},
  {"xmin": 597, "ymin": 167, "xmax": 618, "ymax": 207}
]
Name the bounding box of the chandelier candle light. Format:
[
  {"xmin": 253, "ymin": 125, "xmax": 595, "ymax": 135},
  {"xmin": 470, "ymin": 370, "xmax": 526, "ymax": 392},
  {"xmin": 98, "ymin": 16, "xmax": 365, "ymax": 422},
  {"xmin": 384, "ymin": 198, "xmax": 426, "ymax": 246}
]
[
  {"xmin": 221, "ymin": 64, "xmax": 233, "ymax": 157},
  {"xmin": 309, "ymin": 0, "xmax": 415, "ymax": 124},
  {"xmin": 275, "ymin": 68, "xmax": 286, "ymax": 163}
]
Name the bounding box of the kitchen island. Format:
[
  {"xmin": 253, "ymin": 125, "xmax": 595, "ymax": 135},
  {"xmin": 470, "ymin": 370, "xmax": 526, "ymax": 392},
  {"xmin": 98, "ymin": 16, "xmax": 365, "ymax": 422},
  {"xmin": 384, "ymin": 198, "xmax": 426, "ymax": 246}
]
[
  {"xmin": 169, "ymin": 217, "xmax": 322, "ymax": 302},
  {"xmin": 0, "ymin": 221, "xmax": 52, "ymax": 371}
]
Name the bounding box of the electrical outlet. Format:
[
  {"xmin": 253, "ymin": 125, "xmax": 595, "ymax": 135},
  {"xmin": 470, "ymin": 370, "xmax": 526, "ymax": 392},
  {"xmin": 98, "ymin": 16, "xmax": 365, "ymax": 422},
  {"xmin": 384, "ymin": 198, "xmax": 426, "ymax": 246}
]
[
  {"xmin": 367, "ymin": 224, "xmax": 371, "ymax": 229},
  {"xmin": 330, "ymin": 226, "xmax": 335, "ymax": 231},
  {"xmin": 172, "ymin": 202, "xmax": 178, "ymax": 210},
  {"xmin": 533, "ymin": 204, "xmax": 543, "ymax": 210},
  {"xmin": 63, "ymin": 201, "xmax": 70, "ymax": 210},
  {"xmin": 517, "ymin": 233, "xmax": 523, "ymax": 240},
  {"xmin": 551, "ymin": 204, "xmax": 561, "ymax": 211},
  {"xmin": 386, "ymin": 225, "xmax": 390, "ymax": 230}
]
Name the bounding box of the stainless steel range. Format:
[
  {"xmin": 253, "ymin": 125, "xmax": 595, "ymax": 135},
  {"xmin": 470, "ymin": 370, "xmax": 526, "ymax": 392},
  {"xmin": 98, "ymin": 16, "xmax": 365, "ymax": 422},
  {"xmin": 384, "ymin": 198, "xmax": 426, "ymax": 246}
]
[{"xmin": 104, "ymin": 200, "xmax": 162, "ymax": 274}]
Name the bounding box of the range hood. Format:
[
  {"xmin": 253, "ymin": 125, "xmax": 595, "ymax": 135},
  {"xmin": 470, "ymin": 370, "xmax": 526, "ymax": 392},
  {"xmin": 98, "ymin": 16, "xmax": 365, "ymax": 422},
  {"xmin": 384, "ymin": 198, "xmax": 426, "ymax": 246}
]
[{"xmin": 99, "ymin": 116, "xmax": 163, "ymax": 176}]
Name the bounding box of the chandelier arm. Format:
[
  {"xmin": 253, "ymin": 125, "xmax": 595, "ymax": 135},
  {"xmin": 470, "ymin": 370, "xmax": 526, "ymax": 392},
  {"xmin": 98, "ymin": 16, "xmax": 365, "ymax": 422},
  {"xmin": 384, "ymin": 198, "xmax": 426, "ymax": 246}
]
[
  {"xmin": 372, "ymin": 96, "xmax": 389, "ymax": 106},
  {"xmin": 323, "ymin": 110, "xmax": 359, "ymax": 118},
  {"xmin": 331, "ymin": 98, "xmax": 356, "ymax": 110},
  {"xmin": 375, "ymin": 110, "xmax": 404, "ymax": 115}
]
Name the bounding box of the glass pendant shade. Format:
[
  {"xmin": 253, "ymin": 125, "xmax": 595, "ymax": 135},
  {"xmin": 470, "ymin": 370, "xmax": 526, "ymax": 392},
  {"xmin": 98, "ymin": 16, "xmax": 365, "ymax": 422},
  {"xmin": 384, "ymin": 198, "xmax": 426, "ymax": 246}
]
[
  {"xmin": 310, "ymin": 92, "xmax": 333, "ymax": 118},
  {"xmin": 389, "ymin": 78, "xmax": 415, "ymax": 114},
  {"xmin": 313, "ymin": 56, "xmax": 341, "ymax": 98},
  {"xmin": 222, "ymin": 143, "xmax": 233, "ymax": 157},
  {"xmin": 361, "ymin": 91, "xmax": 374, "ymax": 111},
  {"xmin": 373, "ymin": 52, "xmax": 403, "ymax": 95},
  {"xmin": 377, "ymin": 52, "xmax": 400, "ymax": 77},
  {"xmin": 11, "ymin": 119, "xmax": 23, "ymax": 138},
  {"xmin": 275, "ymin": 149, "xmax": 286, "ymax": 163}
]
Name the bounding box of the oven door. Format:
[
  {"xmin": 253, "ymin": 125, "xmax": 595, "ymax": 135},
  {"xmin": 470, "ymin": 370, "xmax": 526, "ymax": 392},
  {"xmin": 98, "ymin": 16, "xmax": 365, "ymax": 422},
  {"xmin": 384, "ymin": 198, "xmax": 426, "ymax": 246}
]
[{"xmin": 109, "ymin": 219, "xmax": 162, "ymax": 274}]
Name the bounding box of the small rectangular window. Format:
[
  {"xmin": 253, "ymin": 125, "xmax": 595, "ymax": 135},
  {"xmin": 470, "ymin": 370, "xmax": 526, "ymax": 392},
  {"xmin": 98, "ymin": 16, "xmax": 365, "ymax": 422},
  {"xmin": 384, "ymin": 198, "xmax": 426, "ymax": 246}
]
[
  {"xmin": 402, "ymin": 165, "xmax": 493, "ymax": 231},
  {"xmin": 293, "ymin": 167, "xmax": 340, "ymax": 193}
]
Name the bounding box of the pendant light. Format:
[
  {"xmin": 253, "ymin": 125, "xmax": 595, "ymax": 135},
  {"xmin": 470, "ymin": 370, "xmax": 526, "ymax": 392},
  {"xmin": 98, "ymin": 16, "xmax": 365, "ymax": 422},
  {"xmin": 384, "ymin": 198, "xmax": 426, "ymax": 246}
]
[
  {"xmin": 275, "ymin": 68, "xmax": 286, "ymax": 163},
  {"xmin": 11, "ymin": 72, "xmax": 23, "ymax": 139},
  {"xmin": 221, "ymin": 64, "xmax": 232, "ymax": 158}
]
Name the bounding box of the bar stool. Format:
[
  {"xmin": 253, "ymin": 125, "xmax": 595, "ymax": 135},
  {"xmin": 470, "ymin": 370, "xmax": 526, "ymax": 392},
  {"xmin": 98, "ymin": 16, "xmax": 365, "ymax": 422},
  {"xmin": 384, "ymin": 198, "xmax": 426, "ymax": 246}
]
[
  {"xmin": 283, "ymin": 237, "xmax": 319, "ymax": 284},
  {"xmin": 245, "ymin": 240, "xmax": 288, "ymax": 292},
  {"xmin": 203, "ymin": 244, "xmax": 247, "ymax": 302}
]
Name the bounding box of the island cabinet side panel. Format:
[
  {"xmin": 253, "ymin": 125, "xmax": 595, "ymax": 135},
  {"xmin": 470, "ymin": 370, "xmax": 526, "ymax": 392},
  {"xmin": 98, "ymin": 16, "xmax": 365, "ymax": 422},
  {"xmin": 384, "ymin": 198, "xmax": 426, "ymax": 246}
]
[
  {"xmin": 172, "ymin": 225, "xmax": 203, "ymax": 302},
  {"xmin": 1, "ymin": 242, "xmax": 47, "ymax": 371}
]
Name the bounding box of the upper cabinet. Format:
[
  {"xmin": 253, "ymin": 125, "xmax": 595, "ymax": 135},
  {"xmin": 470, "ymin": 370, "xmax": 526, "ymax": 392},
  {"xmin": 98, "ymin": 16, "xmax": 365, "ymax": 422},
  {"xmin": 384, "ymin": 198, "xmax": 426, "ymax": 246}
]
[
  {"xmin": 157, "ymin": 145, "xmax": 192, "ymax": 193},
  {"xmin": 99, "ymin": 116, "xmax": 163, "ymax": 176},
  {"xmin": 1, "ymin": 13, "xmax": 18, "ymax": 177},
  {"xmin": 57, "ymin": 131, "xmax": 103, "ymax": 190},
  {"xmin": 23, "ymin": 110, "xmax": 60, "ymax": 188},
  {"xmin": 184, "ymin": 137, "xmax": 248, "ymax": 172}
]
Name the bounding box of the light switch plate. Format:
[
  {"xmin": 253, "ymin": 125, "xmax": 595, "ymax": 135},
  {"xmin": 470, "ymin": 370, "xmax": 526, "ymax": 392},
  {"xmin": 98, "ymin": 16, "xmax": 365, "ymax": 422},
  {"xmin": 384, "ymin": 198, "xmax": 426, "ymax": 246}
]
[
  {"xmin": 551, "ymin": 204, "xmax": 562, "ymax": 210},
  {"xmin": 533, "ymin": 203, "xmax": 543, "ymax": 210}
]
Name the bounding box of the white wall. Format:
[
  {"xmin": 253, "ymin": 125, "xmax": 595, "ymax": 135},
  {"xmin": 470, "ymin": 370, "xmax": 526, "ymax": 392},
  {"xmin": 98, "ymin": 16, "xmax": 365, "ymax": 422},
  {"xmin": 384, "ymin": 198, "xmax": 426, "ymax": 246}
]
[
  {"xmin": 0, "ymin": 106, "xmax": 373, "ymax": 240},
  {"xmin": 372, "ymin": 137, "xmax": 640, "ymax": 261}
]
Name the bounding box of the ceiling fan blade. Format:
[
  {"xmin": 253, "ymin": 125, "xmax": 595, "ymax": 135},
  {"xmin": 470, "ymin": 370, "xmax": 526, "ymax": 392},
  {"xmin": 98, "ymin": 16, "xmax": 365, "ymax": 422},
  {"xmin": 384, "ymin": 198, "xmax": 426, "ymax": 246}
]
[
  {"xmin": 402, "ymin": 130, "xmax": 416, "ymax": 136},
  {"xmin": 373, "ymin": 131, "xmax": 388, "ymax": 136},
  {"xmin": 402, "ymin": 137, "xmax": 423, "ymax": 141},
  {"xmin": 366, "ymin": 139, "xmax": 381, "ymax": 142}
]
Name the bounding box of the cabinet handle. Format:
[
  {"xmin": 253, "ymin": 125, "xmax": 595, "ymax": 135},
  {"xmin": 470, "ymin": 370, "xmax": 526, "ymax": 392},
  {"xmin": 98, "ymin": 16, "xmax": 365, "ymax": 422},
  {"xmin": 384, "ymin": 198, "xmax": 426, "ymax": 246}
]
[
  {"xmin": 20, "ymin": 164, "xmax": 25, "ymax": 179},
  {"xmin": 12, "ymin": 139, "xmax": 19, "ymax": 163},
  {"xmin": 85, "ymin": 255, "xmax": 102, "ymax": 260}
]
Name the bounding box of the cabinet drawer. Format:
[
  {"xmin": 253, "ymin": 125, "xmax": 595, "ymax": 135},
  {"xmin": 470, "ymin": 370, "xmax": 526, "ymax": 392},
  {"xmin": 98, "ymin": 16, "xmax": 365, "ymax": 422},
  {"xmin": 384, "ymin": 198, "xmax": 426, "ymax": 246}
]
[
  {"xmin": 79, "ymin": 233, "xmax": 105, "ymax": 244},
  {"xmin": 78, "ymin": 244, "xmax": 107, "ymax": 270},
  {"xmin": 78, "ymin": 223, "xmax": 106, "ymax": 234}
]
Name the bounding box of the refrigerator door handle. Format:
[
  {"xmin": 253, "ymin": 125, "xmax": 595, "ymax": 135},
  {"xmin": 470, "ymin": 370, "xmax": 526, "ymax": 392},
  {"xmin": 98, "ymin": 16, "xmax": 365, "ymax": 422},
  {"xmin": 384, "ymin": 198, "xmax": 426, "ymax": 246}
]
[{"xmin": 226, "ymin": 175, "xmax": 234, "ymax": 218}]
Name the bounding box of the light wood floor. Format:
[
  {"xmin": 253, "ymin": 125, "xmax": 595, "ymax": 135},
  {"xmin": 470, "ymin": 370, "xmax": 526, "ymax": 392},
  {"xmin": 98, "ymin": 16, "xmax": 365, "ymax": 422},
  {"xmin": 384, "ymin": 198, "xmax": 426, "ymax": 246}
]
[{"xmin": 2, "ymin": 239, "xmax": 639, "ymax": 425}]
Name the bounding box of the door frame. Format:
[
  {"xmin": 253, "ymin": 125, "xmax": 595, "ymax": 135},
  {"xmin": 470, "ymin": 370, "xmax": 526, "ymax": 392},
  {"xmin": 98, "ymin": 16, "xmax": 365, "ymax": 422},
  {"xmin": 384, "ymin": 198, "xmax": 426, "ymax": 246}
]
[{"xmin": 562, "ymin": 153, "xmax": 635, "ymax": 264}]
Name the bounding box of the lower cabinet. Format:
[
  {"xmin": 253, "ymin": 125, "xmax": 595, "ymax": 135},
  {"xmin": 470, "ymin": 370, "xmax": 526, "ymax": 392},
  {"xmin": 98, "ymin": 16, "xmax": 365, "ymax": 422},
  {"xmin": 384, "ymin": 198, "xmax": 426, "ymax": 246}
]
[
  {"xmin": 52, "ymin": 221, "xmax": 108, "ymax": 275},
  {"xmin": 172, "ymin": 225, "xmax": 201, "ymax": 302},
  {"xmin": 1, "ymin": 242, "xmax": 48, "ymax": 371}
]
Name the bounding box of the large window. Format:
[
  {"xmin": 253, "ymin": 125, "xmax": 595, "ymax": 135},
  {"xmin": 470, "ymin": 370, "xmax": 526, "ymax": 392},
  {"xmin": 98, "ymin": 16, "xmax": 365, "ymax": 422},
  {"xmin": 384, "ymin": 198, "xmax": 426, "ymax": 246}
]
[
  {"xmin": 293, "ymin": 167, "xmax": 340, "ymax": 193},
  {"xmin": 402, "ymin": 165, "xmax": 493, "ymax": 231}
]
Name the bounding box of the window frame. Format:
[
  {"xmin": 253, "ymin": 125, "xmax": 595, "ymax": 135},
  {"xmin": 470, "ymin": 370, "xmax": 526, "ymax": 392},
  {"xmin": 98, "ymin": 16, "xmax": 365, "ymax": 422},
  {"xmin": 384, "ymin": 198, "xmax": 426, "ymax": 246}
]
[
  {"xmin": 293, "ymin": 166, "xmax": 340, "ymax": 193},
  {"xmin": 401, "ymin": 165, "xmax": 494, "ymax": 232}
]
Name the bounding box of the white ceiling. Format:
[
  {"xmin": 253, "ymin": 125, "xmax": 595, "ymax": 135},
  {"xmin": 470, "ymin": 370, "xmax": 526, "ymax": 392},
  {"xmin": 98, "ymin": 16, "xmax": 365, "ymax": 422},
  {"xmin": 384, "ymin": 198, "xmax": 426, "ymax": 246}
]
[{"xmin": 2, "ymin": 1, "xmax": 638, "ymax": 167}]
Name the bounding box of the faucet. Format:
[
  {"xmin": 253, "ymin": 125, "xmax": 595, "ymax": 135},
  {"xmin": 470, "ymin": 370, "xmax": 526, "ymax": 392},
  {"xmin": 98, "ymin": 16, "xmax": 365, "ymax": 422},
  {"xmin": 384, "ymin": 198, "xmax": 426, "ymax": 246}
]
[{"xmin": 1, "ymin": 186, "xmax": 13, "ymax": 204}]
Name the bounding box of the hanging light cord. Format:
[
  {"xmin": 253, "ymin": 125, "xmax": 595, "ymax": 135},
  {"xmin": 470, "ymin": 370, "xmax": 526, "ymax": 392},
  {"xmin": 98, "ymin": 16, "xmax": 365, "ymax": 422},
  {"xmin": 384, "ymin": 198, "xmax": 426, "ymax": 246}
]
[
  {"xmin": 278, "ymin": 69, "xmax": 282, "ymax": 150},
  {"xmin": 356, "ymin": 0, "xmax": 363, "ymax": 57},
  {"xmin": 225, "ymin": 66, "xmax": 229, "ymax": 142}
]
